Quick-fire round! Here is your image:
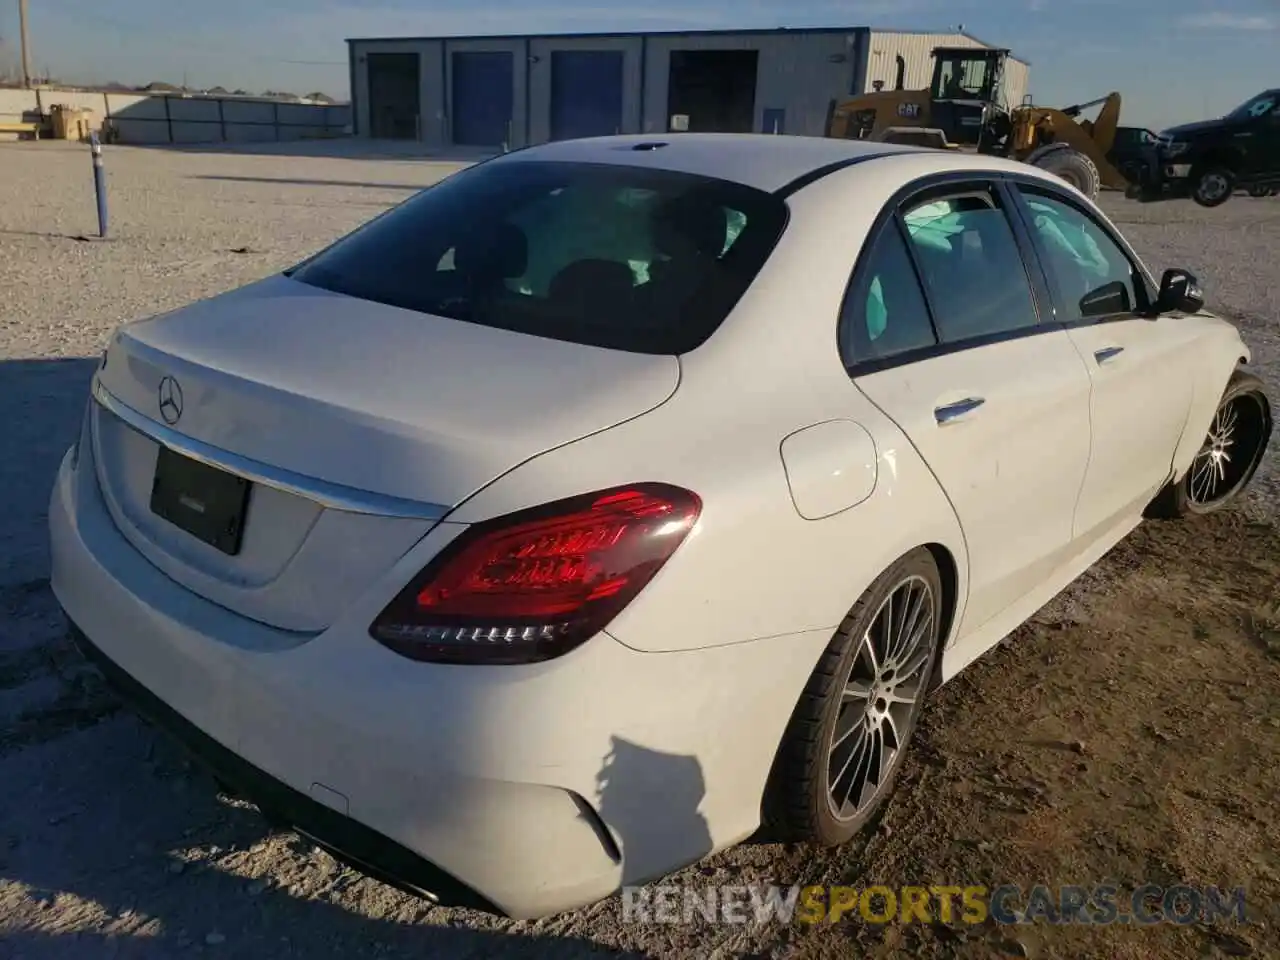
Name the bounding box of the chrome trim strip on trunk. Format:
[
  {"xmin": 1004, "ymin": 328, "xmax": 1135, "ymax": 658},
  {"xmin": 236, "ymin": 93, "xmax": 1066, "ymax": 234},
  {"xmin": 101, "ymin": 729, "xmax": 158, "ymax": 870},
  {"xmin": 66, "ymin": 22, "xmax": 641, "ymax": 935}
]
[{"xmin": 91, "ymin": 377, "xmax": 452, "ymax": 521}]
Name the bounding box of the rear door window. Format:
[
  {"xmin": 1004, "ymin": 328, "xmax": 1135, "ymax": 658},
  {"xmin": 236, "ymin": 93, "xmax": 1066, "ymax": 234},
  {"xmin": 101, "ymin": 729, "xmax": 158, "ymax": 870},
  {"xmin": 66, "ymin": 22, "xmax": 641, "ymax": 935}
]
[
  {"xmin": 900, "ymin": 189, "xmax": 1042, "ymax": 342},
  {"xmin": 288, "ymin": 160, "xmax": 787, "ymax": 355},
  {"xmin": 840, "ymin": 224, "xmax": 938, "ymax": 365}
]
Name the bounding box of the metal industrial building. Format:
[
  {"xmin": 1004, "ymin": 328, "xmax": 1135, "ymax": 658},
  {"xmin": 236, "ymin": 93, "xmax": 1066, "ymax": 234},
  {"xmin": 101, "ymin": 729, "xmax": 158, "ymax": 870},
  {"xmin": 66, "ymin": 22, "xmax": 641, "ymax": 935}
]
[{"xmin": 346, "ymin": 27, "xmax": 1030, "ymax": 149}]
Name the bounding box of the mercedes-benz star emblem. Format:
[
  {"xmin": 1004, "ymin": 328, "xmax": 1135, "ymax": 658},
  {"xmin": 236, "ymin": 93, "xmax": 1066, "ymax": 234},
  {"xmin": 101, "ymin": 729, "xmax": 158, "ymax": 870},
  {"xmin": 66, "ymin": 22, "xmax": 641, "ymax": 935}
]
[{"xmin": 157, "ymin": 376, "xmax": 184, "ymax": 425}]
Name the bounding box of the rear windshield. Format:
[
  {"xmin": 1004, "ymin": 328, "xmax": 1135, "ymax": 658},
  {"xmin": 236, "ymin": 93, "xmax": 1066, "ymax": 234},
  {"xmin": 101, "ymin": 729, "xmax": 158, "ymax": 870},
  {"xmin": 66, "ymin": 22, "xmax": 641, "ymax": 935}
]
[{"xmin": 288, "ymin": 159, "xmax": 789, "ymax": 354}]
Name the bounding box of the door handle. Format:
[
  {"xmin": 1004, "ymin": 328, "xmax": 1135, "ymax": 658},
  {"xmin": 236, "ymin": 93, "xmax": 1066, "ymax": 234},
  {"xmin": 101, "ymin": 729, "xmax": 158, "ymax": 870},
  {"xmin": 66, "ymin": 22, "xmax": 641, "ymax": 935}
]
[
  {"xmin": 1094, "ymin": 346, "xmax": 1125, "ymax": 364},
  {"xmin": 934, "ymin": 397, "xmax": 985, "ymax": 424}
]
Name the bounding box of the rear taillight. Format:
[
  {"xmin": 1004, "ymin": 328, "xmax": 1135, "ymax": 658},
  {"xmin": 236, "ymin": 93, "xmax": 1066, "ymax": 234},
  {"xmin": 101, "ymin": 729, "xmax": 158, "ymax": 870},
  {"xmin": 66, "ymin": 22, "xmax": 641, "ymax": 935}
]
[{"xmin": 369, "ymin": 483, "xmax": 701, "ymax": 665}]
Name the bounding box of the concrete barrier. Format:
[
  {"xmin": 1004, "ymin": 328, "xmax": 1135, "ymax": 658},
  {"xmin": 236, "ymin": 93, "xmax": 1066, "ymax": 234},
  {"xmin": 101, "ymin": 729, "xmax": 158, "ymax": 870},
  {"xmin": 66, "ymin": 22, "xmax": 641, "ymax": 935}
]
[{"xmin": 0, "ymin": 88, "xmax": 40, "ymax": 127}]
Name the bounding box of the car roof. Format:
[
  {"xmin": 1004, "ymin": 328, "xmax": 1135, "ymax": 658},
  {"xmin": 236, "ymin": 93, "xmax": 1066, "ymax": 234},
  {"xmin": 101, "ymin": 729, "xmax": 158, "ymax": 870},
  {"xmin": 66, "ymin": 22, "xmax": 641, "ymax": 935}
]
[
  {"xmin": 493, "ymin": 134, "xmax": 931, "ymax": 194},
  {"xmin": 493, "ymin": 133, "xmax": 1053, "ymax": 194}
]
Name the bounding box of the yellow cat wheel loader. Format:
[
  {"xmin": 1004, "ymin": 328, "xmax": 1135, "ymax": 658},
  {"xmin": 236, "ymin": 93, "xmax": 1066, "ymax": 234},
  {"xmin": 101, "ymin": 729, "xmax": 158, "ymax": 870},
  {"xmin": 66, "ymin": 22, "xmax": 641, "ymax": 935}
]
[{"xmin": 826, "ymin": 47, "xmax": 1130, "ymax": 201}]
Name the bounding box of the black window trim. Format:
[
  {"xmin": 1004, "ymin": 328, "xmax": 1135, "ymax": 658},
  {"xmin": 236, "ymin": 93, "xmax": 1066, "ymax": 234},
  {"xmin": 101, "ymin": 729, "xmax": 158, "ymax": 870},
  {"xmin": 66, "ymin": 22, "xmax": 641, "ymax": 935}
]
[
  {"xmin": 993, "ymin": 178, "xmax": 1059, "ymax": 319},
  {"xmin": 897, "ymin": 179, "xmax": 1054, "ymax": 338},
  {"xmin": 1002, "ymin": 174, "xmax": 1160, "ymax": 327},
  {"xmin": 773, "ymin": 152, "xmax": 901, "ymax": 198},
  {"xmin": 837, "ymin": 214, "xmax": 941, "ymax": 371},
  {"xmin": 836, "ymin": 169, "xmax": 1059, "ymax": 377}
]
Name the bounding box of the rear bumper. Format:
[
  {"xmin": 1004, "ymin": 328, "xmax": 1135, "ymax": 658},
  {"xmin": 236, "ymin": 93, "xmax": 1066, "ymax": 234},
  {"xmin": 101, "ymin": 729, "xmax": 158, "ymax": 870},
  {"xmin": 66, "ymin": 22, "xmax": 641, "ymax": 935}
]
[
  {"xmin": 48, "ymin": 440, "xmax": 829, "ymax": 919},
  {"xmin": 66, "ymin": 619, "xmax": 502, "ymax": 913}
]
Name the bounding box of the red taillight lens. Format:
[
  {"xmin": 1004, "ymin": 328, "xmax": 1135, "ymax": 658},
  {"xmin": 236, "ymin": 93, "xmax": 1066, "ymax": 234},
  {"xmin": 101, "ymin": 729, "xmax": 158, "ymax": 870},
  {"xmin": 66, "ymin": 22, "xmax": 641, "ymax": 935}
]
[{"xmin": 369, "ymin": 483, "xmax": 701, "ymax": 665}]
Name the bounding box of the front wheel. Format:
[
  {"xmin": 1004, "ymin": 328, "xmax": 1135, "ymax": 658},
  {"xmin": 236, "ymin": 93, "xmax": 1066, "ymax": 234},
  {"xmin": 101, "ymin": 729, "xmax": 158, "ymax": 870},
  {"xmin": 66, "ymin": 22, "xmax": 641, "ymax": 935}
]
[
  {"xmin": 1147, "ymin": 370, "xmax": 1273, "ymax": 519},
  {"xmin": 1191, "ymin": 166, "xmax": 1235, "ymax": 207},
  {"xmin": 762, "ymin": 548, "xmax": 943, "ymax": 845}
]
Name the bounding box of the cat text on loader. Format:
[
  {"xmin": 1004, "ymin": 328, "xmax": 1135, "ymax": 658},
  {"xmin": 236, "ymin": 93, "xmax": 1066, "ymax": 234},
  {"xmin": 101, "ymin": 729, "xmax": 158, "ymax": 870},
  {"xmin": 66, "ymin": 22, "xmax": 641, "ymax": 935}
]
[{"xmin": 825, "ymin": 46, "xmax": 1130, "ymax": 200}]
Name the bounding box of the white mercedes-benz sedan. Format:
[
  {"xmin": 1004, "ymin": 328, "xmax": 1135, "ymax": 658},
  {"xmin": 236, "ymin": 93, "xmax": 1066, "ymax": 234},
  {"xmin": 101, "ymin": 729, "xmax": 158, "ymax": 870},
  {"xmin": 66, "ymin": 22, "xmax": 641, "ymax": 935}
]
[{"xmin": 49, "ymin": 134, "xmax": 1272, "ymax": 919}]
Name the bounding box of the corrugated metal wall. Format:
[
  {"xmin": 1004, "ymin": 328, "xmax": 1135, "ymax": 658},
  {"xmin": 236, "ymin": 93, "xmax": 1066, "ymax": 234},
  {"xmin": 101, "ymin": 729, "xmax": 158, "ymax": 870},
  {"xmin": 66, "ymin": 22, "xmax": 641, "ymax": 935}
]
[
  {"xmin": 865, "ymin": 32, "xmax": 970, "ymax": 93},
  {"xmin": 864, "ymin": 31, "xmax": 1030, "ymax": 109},
  {"xmin": 1003, "ymin": 57, "xmax": 1031, "ymax": 107},
  {"xmin": 348, "ymin": 30, "xmax": 1036, "ymax": 147},
  {"xmin": 640, "ymin": 31, "xmax": 861, "ymax": 137},
  {"xmin": 351, "ymin": 30, "xmax": 866, "ymax": 146}
]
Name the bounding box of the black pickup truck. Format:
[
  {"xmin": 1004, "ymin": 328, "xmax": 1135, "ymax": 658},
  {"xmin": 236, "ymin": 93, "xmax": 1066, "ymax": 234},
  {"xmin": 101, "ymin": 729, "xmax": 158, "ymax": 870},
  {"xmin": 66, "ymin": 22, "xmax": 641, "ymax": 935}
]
[{"xmin": 1132, "ymin": 89, "xmax": 1280, "ymax": 206}]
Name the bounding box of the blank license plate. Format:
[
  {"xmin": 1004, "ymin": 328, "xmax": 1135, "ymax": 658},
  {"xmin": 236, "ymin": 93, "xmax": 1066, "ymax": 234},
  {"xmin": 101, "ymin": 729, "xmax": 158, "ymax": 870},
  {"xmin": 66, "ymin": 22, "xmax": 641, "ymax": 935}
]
[{"xmin": 149, "ymin": 446, "xmax": 251, "ymax": 556}]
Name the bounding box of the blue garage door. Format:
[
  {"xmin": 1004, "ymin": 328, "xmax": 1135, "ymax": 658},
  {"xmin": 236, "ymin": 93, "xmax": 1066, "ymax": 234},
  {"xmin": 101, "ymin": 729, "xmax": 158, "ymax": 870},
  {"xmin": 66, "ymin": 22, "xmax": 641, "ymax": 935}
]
[
  {"xmin": 451, "ymin": 51, "xmax": 514, "ymax": 147},
  {"xmin": 550, "ymin": 51, "xmax": 625, "ymax": 141}
]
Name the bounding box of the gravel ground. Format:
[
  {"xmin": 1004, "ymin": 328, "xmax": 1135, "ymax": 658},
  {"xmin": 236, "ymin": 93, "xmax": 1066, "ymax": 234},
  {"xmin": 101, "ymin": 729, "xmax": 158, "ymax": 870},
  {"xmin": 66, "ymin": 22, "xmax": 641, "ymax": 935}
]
[{"xmin": 1, "ymin": 140, "xmax": 1277, "ymax": 959}]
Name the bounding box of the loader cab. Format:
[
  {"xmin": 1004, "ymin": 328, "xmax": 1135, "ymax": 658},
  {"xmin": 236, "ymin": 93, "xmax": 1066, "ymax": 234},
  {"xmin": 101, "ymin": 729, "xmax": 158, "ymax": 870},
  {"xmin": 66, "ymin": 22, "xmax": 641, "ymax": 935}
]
[{"xmin": 928, "ymin": 47, "xmax": 1009, "ymax": 148}]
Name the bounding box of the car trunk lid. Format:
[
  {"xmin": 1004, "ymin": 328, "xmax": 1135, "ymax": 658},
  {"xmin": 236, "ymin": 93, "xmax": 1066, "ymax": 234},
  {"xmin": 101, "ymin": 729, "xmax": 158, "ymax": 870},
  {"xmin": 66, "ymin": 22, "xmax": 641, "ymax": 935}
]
[{"xmin": 90, "ymin": 274, "xmax": 680, "ymax": 633}]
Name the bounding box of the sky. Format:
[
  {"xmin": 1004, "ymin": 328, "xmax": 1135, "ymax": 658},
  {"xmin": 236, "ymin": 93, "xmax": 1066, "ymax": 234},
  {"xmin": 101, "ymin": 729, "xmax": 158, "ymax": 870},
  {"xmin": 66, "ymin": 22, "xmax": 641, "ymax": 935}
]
[{"xmin": 0, "ymin": 0, "xmax": 1275, "ymax": 132}]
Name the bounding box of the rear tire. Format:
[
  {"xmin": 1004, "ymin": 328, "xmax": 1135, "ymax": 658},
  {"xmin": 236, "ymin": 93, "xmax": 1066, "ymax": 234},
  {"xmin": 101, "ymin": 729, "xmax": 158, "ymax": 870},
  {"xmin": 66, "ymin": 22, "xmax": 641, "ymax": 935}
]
[
  {"xmin": 1146, "ymin": 370, "xmax": 1272, "ymax": 519},
  {"xmin": 1032, "ymin": 148, "xmax": 1101, "ymax": 200},
  {"xmin": 762, "ymin": 548, "xmax": 943, "ymax": 845},
  {"xmin": 1191, "ymin": 166, "xmax": 1235, "ymax": 207}
]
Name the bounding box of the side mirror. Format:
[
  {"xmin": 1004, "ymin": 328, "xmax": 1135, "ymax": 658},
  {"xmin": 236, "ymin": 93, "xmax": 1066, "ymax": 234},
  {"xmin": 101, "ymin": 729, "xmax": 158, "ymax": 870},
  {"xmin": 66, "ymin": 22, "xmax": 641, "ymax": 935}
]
[
  {"xmin": 1079, "ymin": 280, "xmax": 1132, "ymax": 318},
  {"xmin": 1156, "ymin": 268, "xmax": 1205, "ymax": 314}
]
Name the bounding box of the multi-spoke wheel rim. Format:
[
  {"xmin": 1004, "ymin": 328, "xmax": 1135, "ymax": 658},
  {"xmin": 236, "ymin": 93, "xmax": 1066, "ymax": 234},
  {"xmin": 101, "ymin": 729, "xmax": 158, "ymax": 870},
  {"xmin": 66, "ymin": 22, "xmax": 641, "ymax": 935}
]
[
  {"xmin": 826, "ymin": 575, "xmax": 936, "ymax": 823},
  {"xmin": 1188, "ymin": 392, "xmax": 1270, "ymax": 507}
]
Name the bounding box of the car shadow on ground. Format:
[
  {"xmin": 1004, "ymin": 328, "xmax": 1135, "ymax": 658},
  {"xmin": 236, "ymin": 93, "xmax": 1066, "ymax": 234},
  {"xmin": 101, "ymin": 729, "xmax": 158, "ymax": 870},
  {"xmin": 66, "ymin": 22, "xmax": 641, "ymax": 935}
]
[
  {"xmin": 0, "ymin": 358, "xmax": 100, "ymax": 587},
  {"xmin": 1, "ymin": 708, "xmax": 696, "ymax": 958},
  {"xmin": 0, "ymin": 718, "xmax": 648, "ymax": 958},
  {"xmin": 0, "ymin": 355, "xmax": 715, "ymax": 958}
]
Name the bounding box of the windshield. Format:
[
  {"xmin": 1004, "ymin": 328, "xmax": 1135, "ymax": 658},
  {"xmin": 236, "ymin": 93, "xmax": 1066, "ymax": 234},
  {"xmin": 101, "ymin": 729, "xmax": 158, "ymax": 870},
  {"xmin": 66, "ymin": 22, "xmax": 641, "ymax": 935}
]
[
  {"xmin": 1116, "ymin": 128, "xmax": 1155, "ymax": 146},
  {"xmin": 288, "ymin": 160, "xmax": 787, "ymax": 355},
  {"xmin": 933, "ymin": 56, "xmax": 995, "ymax": 100},
  {"xmin": 1226, "ymin": 91, "xmax": 1277, "ymax": 120}
]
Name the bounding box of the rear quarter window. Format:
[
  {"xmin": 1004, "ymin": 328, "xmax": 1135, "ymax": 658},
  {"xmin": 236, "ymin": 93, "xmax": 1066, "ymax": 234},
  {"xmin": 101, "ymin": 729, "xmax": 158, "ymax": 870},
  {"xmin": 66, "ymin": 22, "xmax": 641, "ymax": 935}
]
[{"xmin": 288, "ymin": 160, "xmax": 788, "ymax": 355}]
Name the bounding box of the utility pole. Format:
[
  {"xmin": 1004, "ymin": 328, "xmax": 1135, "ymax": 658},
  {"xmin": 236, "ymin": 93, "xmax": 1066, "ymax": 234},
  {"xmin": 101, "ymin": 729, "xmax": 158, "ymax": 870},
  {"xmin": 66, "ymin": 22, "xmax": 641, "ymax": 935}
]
[{"xmin": 19, "ymin": 0, "xmax": 33, "ymax": 88}]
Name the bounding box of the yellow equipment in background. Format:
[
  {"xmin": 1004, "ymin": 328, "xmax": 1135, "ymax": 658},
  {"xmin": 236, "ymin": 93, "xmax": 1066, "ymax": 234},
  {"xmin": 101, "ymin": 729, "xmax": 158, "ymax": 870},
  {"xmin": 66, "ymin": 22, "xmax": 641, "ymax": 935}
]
[
  {"xmin": 49, "ymin": 104, "xmax": 96, "ymax": 142},
  {"xmin": 826, "ymin": 47, "xmax": 1129, "ymax": 200}
]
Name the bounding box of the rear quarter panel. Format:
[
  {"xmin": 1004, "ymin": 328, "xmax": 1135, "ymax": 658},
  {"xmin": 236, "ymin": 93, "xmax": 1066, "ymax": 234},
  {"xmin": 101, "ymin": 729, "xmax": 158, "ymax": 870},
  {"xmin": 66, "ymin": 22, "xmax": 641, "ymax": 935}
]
[
  {"xmin": 443, "ymin": 160, "xmax": 973, "ymax": 655},
  {"xmin": 447, "ymin": 382, "xmax": 969, "ymax": 655}
]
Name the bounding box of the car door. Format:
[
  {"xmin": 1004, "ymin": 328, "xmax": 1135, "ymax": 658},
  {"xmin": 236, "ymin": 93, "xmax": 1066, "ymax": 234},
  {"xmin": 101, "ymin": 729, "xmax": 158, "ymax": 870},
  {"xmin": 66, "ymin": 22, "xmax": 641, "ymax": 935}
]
[
  {"xmin": 1229, "ymin": 94, "xmax": 1278, "ymax": 183},
  {"xmin": 842, "ymin": 178, "xmax": 1094, "ymax": 636},
  {"xmin": 1008, "ymin": 182, "xmax": 1199, "ymax": 541}
]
